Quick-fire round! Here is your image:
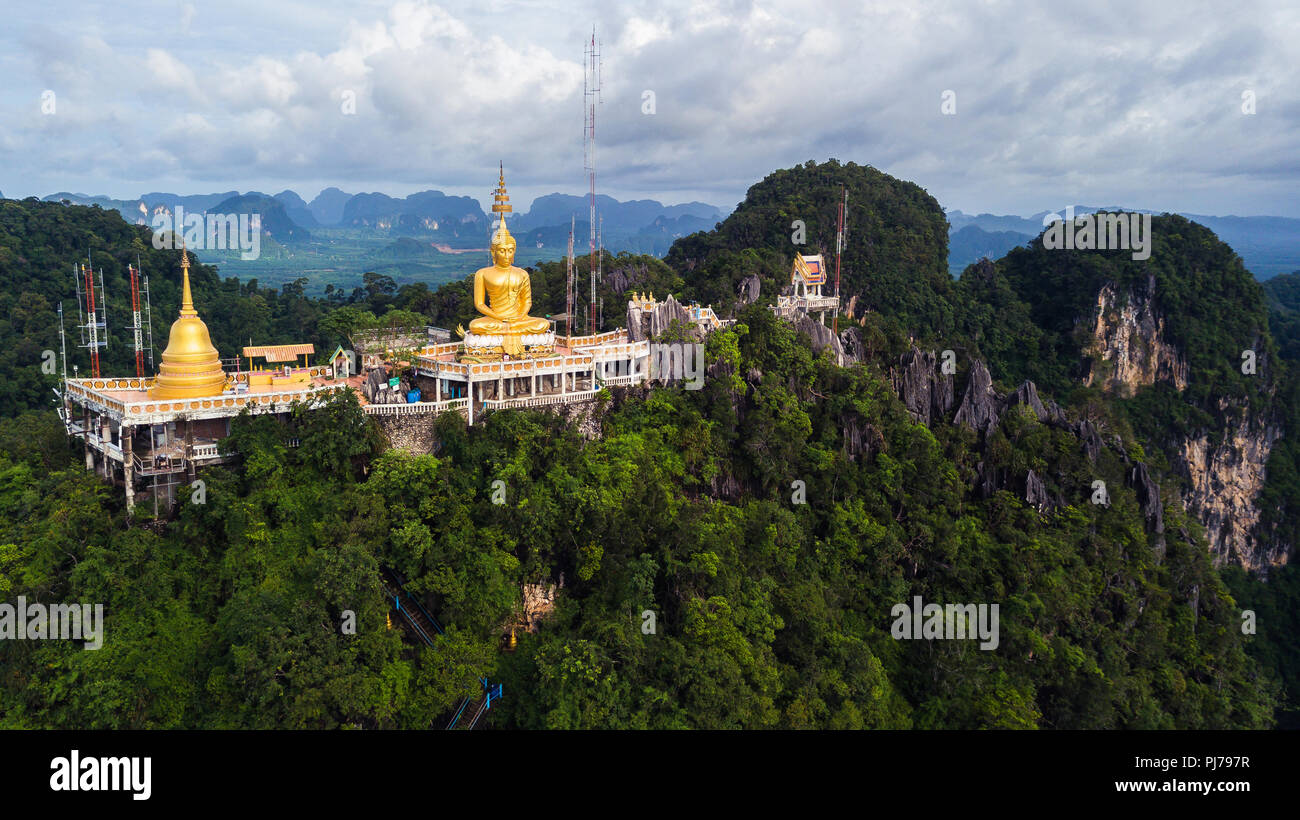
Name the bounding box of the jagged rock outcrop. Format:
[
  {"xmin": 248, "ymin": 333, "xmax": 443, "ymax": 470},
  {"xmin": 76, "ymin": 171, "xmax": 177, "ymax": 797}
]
[
  {"xmin": 1005, "ymin": 381, "xmax": 1065, "ymax": 425},
  {"xmin": 1176, "ymin": 414, "xmax": 1285, "ymax": 569},
  {"xmin": 710, "ymin": 472, "xmax": 741, "ymax": 501},
  {"xmin": 953, "ymin": 360, "xmax": 999, "ymax": 435},
  {"xmin": 605, "ymin": 262, "xmax": 650, "ymax": 297},
  {"xmin": 975, "ymin": 461, "xmax": 999, "ymax": 499},
  {"xmin": 892, "ymin": 349, "xmax": 955, "ymax": 427},
  {"xmin": 842, "ymin": 415, "xmax": 885, "ymax": 462},
  {"xmin": 627, "ymin": 293, "xmax": 694, "ymax": 342},
  {"xmin": 1084, "ymin": 275, "xmax": 1189, "ymax": 397},
  {"xmin": 1073, "ymin": 419, "xmax": 1104, "ymax": 463},
  {"xmin": 361, "ymin": 365, "xmax": 414, "ymax": 405},
  {"xmin": 791, "ymin": 314, "xmax": 847, "ymax": 365},
  {"xmin": 839, "ymin": 327, "xmax": 865, "ymax": 364},
  {"xmin": 361, "ymin": 366, "xmax": 386, "ymax": 402},
  {"xmin": 1024, "ymin": 470, "xmax": 1052, "ymax": 513},
  {"xmin": 364, "ymin": 365, "xmax": 415, "ymax": 405},
  {"xmin": 736, "ymin": 274, "xmax": 761, "ymax": 307},
  {"xmin": 1128, "ymin": 462, "xmax": 1165, "ymax": 536}
]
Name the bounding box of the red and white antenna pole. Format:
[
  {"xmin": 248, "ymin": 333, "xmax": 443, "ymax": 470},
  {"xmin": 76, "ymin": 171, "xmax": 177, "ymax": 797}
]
[
  {"xmin": 834, "ymin": 185, "xmax": 846, "ymax": 336},
  {"xmin": 566, "ymin": 214, "xmax": 575, "ymax": 339},
  {"xmin": 83, "ymin": 263, "xmax": 101, "ymax": 378},
  {"xmin": 128, "ymin": 263, "xmax": 145, "ymax": 377},
  {"xmin": 584, "ymin": 27, "xmax": 601, "ymax": 334}
]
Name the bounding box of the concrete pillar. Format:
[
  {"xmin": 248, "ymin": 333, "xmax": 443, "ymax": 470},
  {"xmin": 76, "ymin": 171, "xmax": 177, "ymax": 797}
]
[
  {"xmin": 185, "ymin": 420, "xmax": 196, "ymax": 487},
  {"xmin": 467, "ymin": 376, "xmax": 475, "ymax": 425},
  {"xmin": 83, "ymin": 407, "xmax": 94, "ymax": 471},
  {"xmin": 532, "ymin": 372, "xmax": 537, "ymax": 396},
  {"xmin": 562, "ymin": 367, "xmax": 568, "ymax": 395},
  {"xmin": 435, "ymin": 373, "xmax": 441, "ymax": 403},
  {"xmin": 123, "ymin": 426, "xmax": 134, "ymax": 514}
]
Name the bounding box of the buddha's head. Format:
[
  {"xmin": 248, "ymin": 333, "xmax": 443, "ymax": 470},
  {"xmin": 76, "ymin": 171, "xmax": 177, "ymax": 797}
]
[{"xmin": 490, "ymin": 220, "xmax": 516, "ymax": 268}]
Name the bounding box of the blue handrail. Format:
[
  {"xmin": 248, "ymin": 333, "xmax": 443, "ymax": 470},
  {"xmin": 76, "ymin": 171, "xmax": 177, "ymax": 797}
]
[
  {"xmin": 392, "ymin": 594, "xmax": 435, "ymax": 647},
  {"xmin": 383, "ymin": 568, "xmax": 502, "ymax": 729}
]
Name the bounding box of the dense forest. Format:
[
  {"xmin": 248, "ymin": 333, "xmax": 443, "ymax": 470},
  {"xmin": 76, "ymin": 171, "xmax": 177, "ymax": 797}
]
[{"xmin": 0, "ymin": 162, "xmax": 1296, "ymax": 729}]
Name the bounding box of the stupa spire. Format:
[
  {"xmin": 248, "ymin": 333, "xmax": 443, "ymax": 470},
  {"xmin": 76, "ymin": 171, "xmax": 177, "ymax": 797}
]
[
  {"xmin": 491, "ymin": 162, "xmax": 513, "ymax": 242},
  {"xmin": 179, "ymin": 239, "xmax": 197, "ymax": 316}
]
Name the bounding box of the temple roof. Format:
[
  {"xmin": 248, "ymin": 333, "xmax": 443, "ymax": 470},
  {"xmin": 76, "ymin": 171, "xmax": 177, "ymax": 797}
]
[
  {"xmin": 243, "ymin": 343, "xmax": 315, "ymax": 362},
  {"xmin": 793, "ymin": 254, "xmax": 827, "ymax": 285}
]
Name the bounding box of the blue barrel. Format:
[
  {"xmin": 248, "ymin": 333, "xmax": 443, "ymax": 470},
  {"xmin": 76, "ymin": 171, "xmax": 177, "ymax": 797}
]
[{"xmin": 407, "ymin": 389, "xmax": 422, "ymax": 403}]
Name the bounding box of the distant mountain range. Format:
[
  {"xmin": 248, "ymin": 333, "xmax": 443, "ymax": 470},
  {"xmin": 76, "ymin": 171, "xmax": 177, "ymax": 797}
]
[
  {"xmin": 29, "ymin": 189, "xmax": 1299, "ymax": 278},
  {"xmin": 947, "ymin": 207, "xmax": 1300, "ymax": 279},
  {"xmin": 38, "ymin": 188, "xmax": 726, "ymax": 257}
]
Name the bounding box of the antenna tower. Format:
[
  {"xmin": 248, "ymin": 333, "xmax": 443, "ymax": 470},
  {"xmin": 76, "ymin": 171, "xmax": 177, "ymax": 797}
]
[
  {"xmin": 834, "ymin": 186, "xmax": 847, "ymax": 335},
  {"xmin": 566, "ymin": 215, "xmax": 575, "ymax": 338},
  {"xmin": 57, "ymin": 301, "xmax": 69, "ymax": 427},
  {"xmin": 125, "ymin": 261, "xmax": 155, "ymax": 377},
  {"xmin": 75, "ymin": 261, "xmax": 108, "ymax": 378},
  {"xmin": 584, "ymin": 27, "xmax": 602, "ymax": 334}
]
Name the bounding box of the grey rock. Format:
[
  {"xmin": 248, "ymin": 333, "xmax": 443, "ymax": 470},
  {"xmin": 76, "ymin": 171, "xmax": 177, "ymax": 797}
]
[
  {"xmin": 839, "ymin": 327, "xmax": 865, "ymax": 364},
  {"xmin": 953, "ymin": 360, "xmax": 999, "ymax": 434},
  {"xmin": 895, "ymin": 350, "xmax": 937, "ymax": 425},
  {"xmin": 975, "ymin": 460, "xmax": 999, "ymax": 499},
  {"xmin": 1005, "ymin": 380, "xmax": 1065, "ymax": 424},
  {"xmin": 628, "ymin": 293, "xmax": 695, "ymax": 341},
  {"xmin": 736, "ymin": 274, "xmax": 761, "ymax": 307},
  {"xmin": 1128, "ymin": 462, "xmax": 1166, "ymax": 538},
  {"xmin": 893, "ymin": 349, "xmax": 954, "ymax": 426},
  {"xmin": 792, "ymin": 313, "xmax": 846, "ymax": 365},
  {"xmin": 1073, "ymin": 419, "xmax": 1104, "ymax": 462},
  {"xmin": 842, "ymin": 415, "xmax": 884, "ymax": 462},
  {"xmin": 1025, "ymin": 469, "xmax": 1052, "ymax": 513}
]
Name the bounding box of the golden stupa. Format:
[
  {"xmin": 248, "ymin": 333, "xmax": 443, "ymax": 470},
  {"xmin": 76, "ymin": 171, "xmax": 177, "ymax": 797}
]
[{"xmin": 148, "ymin": 246, "xmax": 227, "ymax": 399}]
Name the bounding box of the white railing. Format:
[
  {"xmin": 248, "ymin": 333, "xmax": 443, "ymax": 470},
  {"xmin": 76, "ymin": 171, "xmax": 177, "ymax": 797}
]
[
  {"xmin": 192, "ymin": 443, "xmax": 222, "ymax": 459},
  {"xmin": 481, "ymin": 389, "xmax": 601, "ymax": 410},
  {"xmin": 775, "ymin": 294, "xmax": 839, "ymax": 314},
  {"xmin": 599, "ymin": 375, "xmax": 644, "ymax": 386},
  {"xmin": 363, "ymin": 399, "xmax": 469, "ymax": 416}
]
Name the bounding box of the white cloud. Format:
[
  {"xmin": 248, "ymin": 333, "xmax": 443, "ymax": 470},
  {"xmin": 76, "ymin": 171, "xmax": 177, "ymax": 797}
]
[{"xmin": 0, "ymin": 0, "xmax": 1296, "ymax": 218}]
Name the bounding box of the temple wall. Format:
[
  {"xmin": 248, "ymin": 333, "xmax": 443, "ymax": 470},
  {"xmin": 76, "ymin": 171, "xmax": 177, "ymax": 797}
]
[{"xmin": 373, "ymin": 413, "xmax": 441, "ymax": 455}]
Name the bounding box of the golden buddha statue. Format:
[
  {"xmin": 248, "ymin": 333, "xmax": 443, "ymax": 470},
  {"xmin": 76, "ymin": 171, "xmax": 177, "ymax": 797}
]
[
  {"xmin": 149, "ymin": 246, "xmax": 228, "ymax": 399},
  {"xmin": 460, "ymin": 165, "xmax": 552, "ymax": 359}
]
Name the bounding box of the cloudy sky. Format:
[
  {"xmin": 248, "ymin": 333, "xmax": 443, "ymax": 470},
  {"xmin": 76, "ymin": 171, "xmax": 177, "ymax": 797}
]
[{"xmin": 1, "ymin": 0, "xmax": 1297, "ymax": 217}]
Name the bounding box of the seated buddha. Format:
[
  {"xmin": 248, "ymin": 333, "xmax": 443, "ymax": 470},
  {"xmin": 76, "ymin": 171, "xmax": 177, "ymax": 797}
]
[{"xmin": 464, "ymin": 167, "xmax": 551, "ymax": 357}]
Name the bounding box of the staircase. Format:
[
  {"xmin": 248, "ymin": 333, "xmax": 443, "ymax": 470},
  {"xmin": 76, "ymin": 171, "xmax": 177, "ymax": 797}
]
[{"xmin": 381, "ymin": 567, "xmax": 501, "ymax": 730}]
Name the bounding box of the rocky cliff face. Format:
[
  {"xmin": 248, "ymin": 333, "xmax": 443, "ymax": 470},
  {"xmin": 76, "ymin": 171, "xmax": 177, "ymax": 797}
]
[
  {"xmin": 736, "ymin": 274, "xmax": 762, "ymax": 307},
  {"xmin": 791, "ymin": 314, "xmax": 848, "ymax": 365},
  {"xmin": 1084, "ymin": 275, "xmax": 1189, "ymax": 396},
  {"xmin": 1177, "ymin": 412, "xmax": 1286, "ymax": 570},
  {"xmin": 1081, "ymin": 274, "xmax": 1284, "ymax": 571},
  {"xmin": 892, "ymin": 349, "xmax": 956, "ymax": 427},
  {"xmin": 892, "ymin": 350, "xmax": 1087, "ymax": 517},
  {"xmin": 627, "ymin": 294, "xmax": 694, "ymax": 342}
]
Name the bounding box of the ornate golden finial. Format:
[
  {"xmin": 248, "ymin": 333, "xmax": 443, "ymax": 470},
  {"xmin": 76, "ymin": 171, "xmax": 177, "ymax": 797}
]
[
  {"xmin": 490, "ymin": 161, "xmax": 513, "ymax": 246},
  {"xmin": 179, "ymin": 238, "xmax": 197, "ymax": 317}
]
